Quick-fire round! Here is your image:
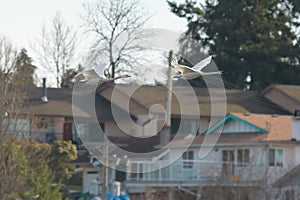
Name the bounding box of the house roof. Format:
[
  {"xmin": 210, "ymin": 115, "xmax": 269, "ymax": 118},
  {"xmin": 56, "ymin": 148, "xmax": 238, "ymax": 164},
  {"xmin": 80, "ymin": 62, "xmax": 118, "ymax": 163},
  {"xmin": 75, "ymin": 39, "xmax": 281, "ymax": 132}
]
[
  {"xmin": 24, "ymin": 87, "xmax": 74, "ymax": 117},
  {"xmin": 23, "ymin": 86, "xmax": 121, "ymax": 118},
  {"xmin": 22, "ymin": 83, "xmax": 291, "ymax": 118},
  {"xmin": 232, "ymin": 113, "xmax": 292, "ymax": 141},
  {"xmin": 261, "ymin": 84, "xmax": 300, "ymax": 114},
  {"xmin": 273, "ymin": 164, "xmax": 300, "ymax": 187},
  {"xmin": 23, "ymin": 87, "xmax": 92, "ymax": 117},
  {"xmin": 204, "ymin": 113, "xmax": 268, "ymax": 136},
  {"xmin": 169, "ymin": 113, "xmax": 293, "ymax": 146},
  {"xmin": 97, "ymin": 84, "xmax": 289, "ymax": 117}
]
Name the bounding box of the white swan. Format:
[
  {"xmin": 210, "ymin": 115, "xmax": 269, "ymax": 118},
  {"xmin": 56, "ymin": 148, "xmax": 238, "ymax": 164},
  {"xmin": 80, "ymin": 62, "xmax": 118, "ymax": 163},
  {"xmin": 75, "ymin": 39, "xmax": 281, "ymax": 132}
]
[
  {"xmin": 171, "ymin": 55, "xmax": 222, "ymax": 80},
  {"xmin": 75, "ymin": 64, "xmax": 130, "ymax": 84}
]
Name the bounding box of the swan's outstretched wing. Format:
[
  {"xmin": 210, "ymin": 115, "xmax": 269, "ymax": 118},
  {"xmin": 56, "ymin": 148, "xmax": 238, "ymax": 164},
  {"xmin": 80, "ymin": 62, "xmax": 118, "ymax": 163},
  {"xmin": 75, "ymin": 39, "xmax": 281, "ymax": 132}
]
[
  {"xmin": 74, "ymin": 73, "xmax": 86, "ymax": 82},
  {"xmin": 171, "ymin": 58, "xmax": 195, "ymax": 74},
  {"xmin": 75, "ymin": 69, "xmax": 100, "ymax": 83},
  {"xmin": 192, "ymin": 55, "xmax": 212, "ymax": 72},
  {"xmin": 80, "ymin": 69, "xmax": 100, "ymax": 79}
]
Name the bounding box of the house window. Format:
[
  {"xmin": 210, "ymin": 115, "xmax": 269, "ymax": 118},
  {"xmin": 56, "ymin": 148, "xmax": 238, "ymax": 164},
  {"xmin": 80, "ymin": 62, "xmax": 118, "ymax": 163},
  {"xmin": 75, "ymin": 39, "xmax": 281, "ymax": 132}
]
[
  {"xmin": 269, "ymin": 148, "xmax": 283, "ymax": 167},
  {"xmin": 222, "ymin": 149, "xmax": 250, "ymax": 166},
  {"xmin": 237, "ymin": 149, "xmax": 250, "ymax": 166},
  {"xmin": 2, "ymin": 118, "xmax": 30, "ymax": 137},
  {"xmin": 182, "ymin": 151, "xmax": 194, "ymax": 168},
  {"xmin": 222, "ymin": 150, "xmax": 235, "ymax": 175},
  {"xmin": 75, "ymin": 123, "xmax": 89, "ymax": 140},
  {"xmin": 222, "ymin": 149, "xmax": 250, "ymax": 176}
]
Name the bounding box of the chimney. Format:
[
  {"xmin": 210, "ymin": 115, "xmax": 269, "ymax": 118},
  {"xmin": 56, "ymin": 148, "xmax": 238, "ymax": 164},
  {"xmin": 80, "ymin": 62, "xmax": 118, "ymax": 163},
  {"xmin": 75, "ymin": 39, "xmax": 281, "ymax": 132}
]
[
  {"xmin": 292, "ymin": 109, "xmax": 300, "ymax": 141},
  {"xmin": 41, "ymin": 78, "xmax": 48, "ymax": 103}
]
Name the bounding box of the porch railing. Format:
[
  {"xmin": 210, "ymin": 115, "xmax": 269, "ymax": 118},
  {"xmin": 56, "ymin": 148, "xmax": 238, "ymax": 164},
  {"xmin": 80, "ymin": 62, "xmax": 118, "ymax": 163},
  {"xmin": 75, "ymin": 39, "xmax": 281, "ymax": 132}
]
[{"xmin": 126, "ymin": 160, "xmax": 266, "ymax": 185}]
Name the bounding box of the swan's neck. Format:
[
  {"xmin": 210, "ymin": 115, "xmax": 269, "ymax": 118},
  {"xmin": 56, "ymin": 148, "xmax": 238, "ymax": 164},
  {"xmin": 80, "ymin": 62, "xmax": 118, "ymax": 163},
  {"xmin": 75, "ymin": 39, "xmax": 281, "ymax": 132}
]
[{"xmin": 202, "ymin": 71, "xmax": 222, "ymax": 75}]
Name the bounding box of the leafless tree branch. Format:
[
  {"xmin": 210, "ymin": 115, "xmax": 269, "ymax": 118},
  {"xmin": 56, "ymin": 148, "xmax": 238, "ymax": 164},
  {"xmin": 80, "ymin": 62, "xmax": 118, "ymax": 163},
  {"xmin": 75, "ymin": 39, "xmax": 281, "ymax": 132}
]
[
  {"xmin": 81, "ymin": 0, "xmax": 150, "ymax": 78},
  {"xmin": 33, "ymin": 11, "xmax": 78, "ymax": 88}
]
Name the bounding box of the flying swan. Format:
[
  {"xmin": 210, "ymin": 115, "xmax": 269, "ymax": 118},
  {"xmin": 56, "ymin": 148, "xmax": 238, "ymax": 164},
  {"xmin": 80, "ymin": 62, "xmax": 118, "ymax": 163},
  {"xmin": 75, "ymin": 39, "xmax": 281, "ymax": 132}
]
[
  {"xmin": 75, "ymin": 64, "xmax": 130, "ymax": 85},
  {"xmin": 171, "ymin": 55, "xmax": 222, "ymax": 80}
]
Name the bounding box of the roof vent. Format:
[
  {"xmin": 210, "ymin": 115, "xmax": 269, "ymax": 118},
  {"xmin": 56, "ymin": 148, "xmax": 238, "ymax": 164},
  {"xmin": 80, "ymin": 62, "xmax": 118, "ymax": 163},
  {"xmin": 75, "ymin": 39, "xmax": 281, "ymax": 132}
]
[
  {"xmin": 41, "ymin": 78, "xmax": 48, "ymax": 103},
  {"xmin": 244, "ymin": 112, "xmax": 250, "ymax": 116}
]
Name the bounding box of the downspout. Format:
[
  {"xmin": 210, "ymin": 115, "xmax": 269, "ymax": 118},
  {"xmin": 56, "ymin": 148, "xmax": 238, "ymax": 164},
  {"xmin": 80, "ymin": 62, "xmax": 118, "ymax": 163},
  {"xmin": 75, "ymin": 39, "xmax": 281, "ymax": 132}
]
[{"xmin": 264, "ymin": 143, "xmax": 270, "ymax": 200}]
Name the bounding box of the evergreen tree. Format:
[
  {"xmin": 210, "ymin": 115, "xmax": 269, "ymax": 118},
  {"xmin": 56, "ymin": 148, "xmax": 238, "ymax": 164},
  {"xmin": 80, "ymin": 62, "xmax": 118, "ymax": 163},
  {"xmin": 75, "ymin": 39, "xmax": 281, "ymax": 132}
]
[
  {"xmin": 13, "ymin": 48, "xmax": 36, "ymax": 86},
  {"xmin": 168, "ymin": 0, "xmax": 300, "ymax": 90}
]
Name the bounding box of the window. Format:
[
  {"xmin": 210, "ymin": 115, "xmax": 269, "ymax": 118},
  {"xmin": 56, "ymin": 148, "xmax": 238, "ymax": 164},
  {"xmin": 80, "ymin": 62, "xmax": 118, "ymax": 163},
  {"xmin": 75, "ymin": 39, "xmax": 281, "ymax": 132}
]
[
  {"xmin": 222, "ymin": 150, "xmax": 235, "ymax": 175},
  {"xmin": 2, "ymin": 118, "xmax": 30, "ymax": 137},
  {"xmin": 222, "ymin": 149, "xmax": 250, "ymax": 166},
  {"xmin": 269, "ymin": 149, "xmax": 283, "ymax": 167},
  {"xmin": 75, "ymin": 122, "xmax": 105, "ymax": 142},
  {"xmin": 75, "ymin": 123, "xmax": 89, "ymax": 140},
  {"xmin": 182, "ymin": 151, "xmax": 194, "ymax": 168},
  {"xmin": 237, "ymin": 149, "xmax": 250, "ymax": 166},
  {"xmin": 223, "ymin": 150, "xmax": 235, "ymax": 162},
  {"xmin": 129, "ymin": 163, "xmax": 143, "ymax": 180}
]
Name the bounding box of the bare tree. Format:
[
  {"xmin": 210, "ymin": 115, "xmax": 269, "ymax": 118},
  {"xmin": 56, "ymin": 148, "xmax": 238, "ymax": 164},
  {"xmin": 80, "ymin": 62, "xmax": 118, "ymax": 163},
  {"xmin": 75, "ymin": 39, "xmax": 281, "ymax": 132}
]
[
  {"xmin": 35, "ymin": 11, "xmax": 78, "ymax": 88},
  {"xmin": 0, "ymin": 36, "xmax": 77, "ymax": 199},
  {"xmin": 0, "ymin": 37, "xmax": 31, "ymax": 199},
  {"xmin": 0, "ymin": 36, "xmax": 24, "ymax": 123},
  {"xmin": 81, "ymin": 0, "xmax": 150, "ymax": 78},
  {"xmin": 0, "ymin": 36, "xmax": 18, "ymax": 74}
]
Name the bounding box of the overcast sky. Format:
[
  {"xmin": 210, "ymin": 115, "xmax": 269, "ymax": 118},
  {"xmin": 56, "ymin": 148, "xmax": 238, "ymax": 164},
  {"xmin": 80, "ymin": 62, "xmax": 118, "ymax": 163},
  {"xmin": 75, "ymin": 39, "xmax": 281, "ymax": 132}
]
[
  {"xmin": 0, "ymin": 0, "xmax": 187, "ymax": 48},
  {"xmin": 0, "ymin": 0, "xmax": 188, "ymax": 86}
]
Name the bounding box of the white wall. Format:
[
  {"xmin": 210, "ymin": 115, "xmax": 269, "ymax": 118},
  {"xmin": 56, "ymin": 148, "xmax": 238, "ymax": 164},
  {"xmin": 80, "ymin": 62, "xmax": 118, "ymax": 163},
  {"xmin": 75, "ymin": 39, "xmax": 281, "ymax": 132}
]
[
  {"xmin": 167, "ymin": 145, "xmax": 269, "ymax": 181},
  {"xmin": 82, "ymin": 168, "xmax": 101, "ymax": 194},
  {"xmin": 292, "ymin": 118, "xmax": 300, "ymax": 141}
]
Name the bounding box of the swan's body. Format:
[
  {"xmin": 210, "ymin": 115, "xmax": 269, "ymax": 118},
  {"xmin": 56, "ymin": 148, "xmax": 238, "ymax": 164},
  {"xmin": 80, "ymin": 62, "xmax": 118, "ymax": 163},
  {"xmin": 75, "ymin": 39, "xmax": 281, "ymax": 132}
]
[
  {"xmin": 171, "ymin": 55, "xmax": 222, "ymax": 80},
  {"xmin": 75, "ymin": 64, "xmax": 130, "ymax": 85}
]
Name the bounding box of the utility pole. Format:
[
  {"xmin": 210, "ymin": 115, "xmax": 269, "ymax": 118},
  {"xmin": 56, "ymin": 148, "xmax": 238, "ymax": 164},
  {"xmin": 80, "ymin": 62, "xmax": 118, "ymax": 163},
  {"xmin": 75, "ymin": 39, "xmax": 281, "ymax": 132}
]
[
  {"xmin": 102, "ymin": 138, "xmax": 109, "ymax": 200},
  {"xmin": 160, "ymin": 50, "xmax": 173, "ymax": 145},
  {"xmin": 166, "ymin": 50, "xmax": 173, "ymax": 128}
]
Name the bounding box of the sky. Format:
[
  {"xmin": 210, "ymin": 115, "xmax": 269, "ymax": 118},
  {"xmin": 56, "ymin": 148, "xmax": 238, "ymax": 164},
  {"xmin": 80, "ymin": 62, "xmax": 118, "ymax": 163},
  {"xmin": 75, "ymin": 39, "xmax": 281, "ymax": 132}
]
[
  {"xmin": 0, "ymin": 0, "xmax": 187, "ymax": 48},
  {"xmin": 0, "ymin": 0, "xmax": 188, "ymax": 86}
]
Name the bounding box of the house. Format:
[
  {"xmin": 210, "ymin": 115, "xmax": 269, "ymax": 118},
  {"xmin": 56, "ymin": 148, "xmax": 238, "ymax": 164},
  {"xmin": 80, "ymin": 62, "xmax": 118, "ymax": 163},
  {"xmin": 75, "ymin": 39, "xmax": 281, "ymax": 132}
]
[
  {"xmin": 96, "ymin": 83, "xmax": 289, "ymax": 138},
  {"xmin": 2, "ymin": 81, "xmax": 157, "ymax": 194},
  {"xmin": 125, "ymin": 112, "xmax": 300, "ymax": 200},
  {"xmin": 271, "ymin": 113, "xmax": 300, "ymax": 200},
  {"xmin": 5, "ymin": 80, "xmax": 296, "ymax": 197},
  {"xmin": 262, "ymin": 84, "xmax": 300, "ymax": 114},
  {"xmin": 78, "ymin": 83, "xmax": 295, "ymax": 199}
]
